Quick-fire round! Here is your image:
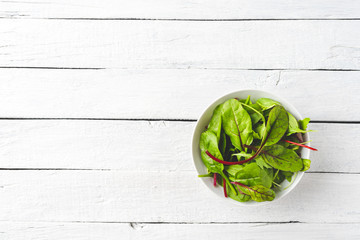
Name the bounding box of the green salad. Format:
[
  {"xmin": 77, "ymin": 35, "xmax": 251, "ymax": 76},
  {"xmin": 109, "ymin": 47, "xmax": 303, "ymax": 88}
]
[{"xmin": 198, "ymin": 96, "xmax": 316, "ymax": 202}]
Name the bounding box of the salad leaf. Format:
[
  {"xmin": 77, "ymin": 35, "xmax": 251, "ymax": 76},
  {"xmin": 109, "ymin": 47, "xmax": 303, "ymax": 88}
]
[
  {"xmin": 262, "ymin": 144, "xmax": 303, "ymax": 172},
  {"xmin": 302, "ymin": 159, "xmax": 311, "ymax": 171},
  {"xmin": 207, "ymin": 104, "xmax": 223, "ymax": 142},
  {"xmin": 200, "ymin": 131, "xmax": 237, "ymax": 194},
  {"xmin": 299, "ymin": 118, "xmax": 310, "ymax": 131},
  {"xmin": 287, "ymin": 113, "xmax": 312, "ymax": 136},
  {"xmin": 282, "ymin": 171, "xmax": 294, "ymax": 182},
  {"xmin": 233, "ymin": 182, "xmax": 275, "ymax": 202},
  {"xmin": 199, "ymin": 131, "xmax": 224, "ymax": 173},
  {"xmin": 255, "ymin": 154, "xmax": 273, "ymax": 169},
  {"xmin": 227, "ymin": 162, "xmax": 273, "ymax": 188},
  {"xmin": 222, "ymin": 99, "xmax": 253, "ymax": 151},
  {"xmin": 256, "ymin": 98, "xmax": 280, "ymax": 110},
  {"xmin": 264, "ymin": 106, "xmax": 289, "ymax": 146}
]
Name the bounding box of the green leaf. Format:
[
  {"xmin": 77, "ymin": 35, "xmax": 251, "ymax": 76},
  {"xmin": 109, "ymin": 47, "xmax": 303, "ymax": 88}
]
[
  {"xmin": 282, "ymin": 171, "xmax": 294, "ymax": 182},
  {"xmin": 198, "ymin": 173, "xmax": 213, "ymax": 178},
  {"xmin": 226, "ymin": 162, "xmax": 273, "ymax": 188},
  {"xmin": 262, "ymin": 144, "xmax": 303, "ymax": 172},
  {"xmin": 256, "ymin": 98, "xmax": 281, "ymax": 110},
  {"xmin": 199, "ymin": 131, "xmax": 236, "ymax": 194},
  {"xmin": 232, "ymin": 151, "xmax": 253, "ymax": 160},
  {"xmin": 255, "ymin": 154, "xmax": 273, "ymax": 169},
  {"xmin": 237, "ymin": 184, "xmax": 275, "ymax": 202},
  {"xmin": 199, "ymin": 131, "xmax": 224, "ymax": 173},
  {"xmin": 299, "ymin": 118, "xmax": 311, "ymax": 131},
  {"xmin": 302, "ymin": 159, "xmax": 311, "ymax": 171},
  {"xmin": 264, "ymin": 106, "xmax": 289, "ymax": 146},
  {"xmin": 226, "ymin": 183, "xmax": 251, "ymax": 202},
  {"xmin": 222, "ymin": 99, "xmax": 253, "ymax": 151},
  {"xmin": 219, "ymin": 131, "xmax": 227, "ymax": 156},
  {"xmin": 287, "ymin": 113, "xmax": 311, "ymax": 136},
  {"xmin": 207, "ymin": 104, "xmax": 223, "ymax": 142},
  {"xmin": 244, "ymin": 95, "xmax": 252, "ymax": 105}
]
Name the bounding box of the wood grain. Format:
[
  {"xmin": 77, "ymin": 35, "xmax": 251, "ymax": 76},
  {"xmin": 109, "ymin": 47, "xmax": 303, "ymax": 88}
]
[
  {"xmin": 0, "ymin": 120, "xmax": 355, "ymax": 172},
  {"xmin": 1, "ymin": 0, "xmax": 360, "ymax": 19},
  {"xmin": 0, "ymin": 171, "xmax": 358, "ymax": 222},
  {"xmin": 0, "ymin": 222, "xmax": 359, "ymax": 240},
  {"xmin": 1, "ymin": 20, "xmax": 360, "ymax": 69},
  {"xmin": 0, "ymin": 69, "xmax": 358, "ymax": 120}
]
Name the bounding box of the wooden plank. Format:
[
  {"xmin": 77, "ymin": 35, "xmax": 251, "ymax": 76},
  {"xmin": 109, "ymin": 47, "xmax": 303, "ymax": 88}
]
[
  {"xmin": 1, "ymin": 20, "xmax": 360, "ymax": 69},
  {"xmin": 0, "ymin": 172, "xmax": 358, "ymax": 222},
  {"xmin": 0, "ymin": 120, "xmax": 356, "ymax": 173},
  {"xmin": 0, "ymin": 222, "xmax": 359, "ymax": 240},
  {"xmin": 1, "ymin": 0, "xmax": 360, "ymax": 19},
  {"xmin": 0, "ymin": 69, "xmax": 358, "ymax": 120}
]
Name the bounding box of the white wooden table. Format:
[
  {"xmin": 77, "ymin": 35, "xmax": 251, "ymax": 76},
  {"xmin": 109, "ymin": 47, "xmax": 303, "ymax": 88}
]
[{"xmin": 0, "ymin": 1, "xmax": 360, "ymax": 239}]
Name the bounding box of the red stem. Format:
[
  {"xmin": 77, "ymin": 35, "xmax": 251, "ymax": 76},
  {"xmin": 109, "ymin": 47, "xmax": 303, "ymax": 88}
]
[
  {"xmin": 213, "ymin": 173, "xmax": 217, "ymax": 187},
  {"xmin": 223, "ymin": 178, "xmax": 228, "ymax": 198},
  {"xmin": 231, "ymin": 181, "xmax": 249, "ymax": 189},
  {"xmin": 205, "ymin": 150, "xmax": 259, "ymax": 165},
  {"xmin": 283, "ymin": 140, "xmax": 318, "ymax": 151}
]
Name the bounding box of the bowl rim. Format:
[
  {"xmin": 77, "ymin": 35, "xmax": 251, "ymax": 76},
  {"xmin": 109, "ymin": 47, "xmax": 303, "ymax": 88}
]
[{"xmin": 191, "ymin": 89, "xmax": 310, "ymax": 206}]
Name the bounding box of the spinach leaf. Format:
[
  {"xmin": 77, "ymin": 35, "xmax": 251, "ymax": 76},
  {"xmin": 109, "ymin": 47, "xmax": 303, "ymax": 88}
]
[
  {"xmin": 207, "ymin": 104, "xmax": 223, "ymax": 142},
  {"xmin": 282, "ymin": 171, "xmax": 294, "ymax": 182},
  {"xmin": 200, "ymin": 131, "xmax": 224, "ymax": 173},
  {"xmin": 199, "ymin": 131, "xmax": 237, "ymax": 194},
  {"xmin": 232, "ymin": 151, "xmax": 253, "ymax": 161},
  {"xmin": 264, "ymin": 105, "xmax": 289, "ymax": 146},
  {"xmin": 219, "ymin": 131, "xmax": 227, "ymax": 156},
  {"xmin": 256, "ymin": 98, "xmax": 280, "ymax": 110},
  {"xmin": 302, "ymin": 159, "xmax": 311, "ymax": 171},
  {"xmin": 222, "ymin": 99, "xmax": 253, "ymax": 151},
  {"xmin": 261, "ymin": 144, "xmax": 303, "ymax": 172},
  {"xmin": 226, "ymin": 162, "xmax": 273, "ymax": 188},
  {"xmin": 234, "ymin": 183, "xmax": 275, "ymax": 202},
  {"xmin": 254, "ymin": 154, "xmax": 273, "ymax": 169},
  {"xmin": 253, "ymin": 123, "xmax": 266, "ymax": 140},
  {"xmin": 273, "ymin": 170, "xmax": 285, "ymax": 186},
  {"xmin": 223, "ymin": 180, "xmax": 251, "ymax": 202},
  {"xmin": 287, "ymin": 113, "xmax": 311, "ymax": 136},
  {"xmin": 299, "ymin": 118, "xmax": 310, "ymax": 131},
  {"xmin": 244, "ymin": 95, "xmax": 252, "ymax": 105}
]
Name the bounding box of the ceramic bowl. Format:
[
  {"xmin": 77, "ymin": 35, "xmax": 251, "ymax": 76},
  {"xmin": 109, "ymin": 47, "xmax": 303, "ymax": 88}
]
[{"xmin": 191, "ymin": 90, "xmax": 310, "ymax": 206}]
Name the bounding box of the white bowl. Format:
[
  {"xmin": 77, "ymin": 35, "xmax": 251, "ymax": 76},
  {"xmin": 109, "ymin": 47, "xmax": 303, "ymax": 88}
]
[{"xmin": 191, "ymin": 90, "xmax": 310, "ymax": 206}]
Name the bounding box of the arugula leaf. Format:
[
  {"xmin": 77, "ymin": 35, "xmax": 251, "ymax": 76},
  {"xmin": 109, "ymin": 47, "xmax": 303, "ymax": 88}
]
[
  {"xmin": 233, "ymin": 182, "xmax": 275, "ymax": 202},
  {"xmin": 256, "ymin": 98, "xmax": 280, "ymax": 110},
  {"xmin": 261, "ymin": 144, "xmax": 303, "ymax": 172},
  {"xmin": 222, "ymin": 99, "xmax": 253, "ymax": 151}
]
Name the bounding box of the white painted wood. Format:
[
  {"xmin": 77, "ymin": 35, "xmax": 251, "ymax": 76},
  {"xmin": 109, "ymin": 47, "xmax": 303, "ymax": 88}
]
[
  {"xmin": 0, "ymin": 69, "xmax": 358, "ymax": 120},
  {"xmin": 0, "ymin": 120, "xmax": 356, "ymax": 173},
  {"xmin": 1, "ymin": 20, "xmax": 360, "ymax": 69},
  {"xmin": 1, "ymin": 0, "xmax": 360, "ymax": 19},
  {"xmin": 0, "ymin": 222, "xmax": 359, "ymax": 240},
  {"xmin": 0, "ymin": 172, "xmax": 358, "ymax": 222}
]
